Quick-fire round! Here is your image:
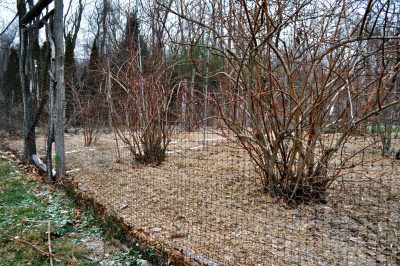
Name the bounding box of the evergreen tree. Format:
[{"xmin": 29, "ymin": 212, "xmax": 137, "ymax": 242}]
[
  {"xmin": 3, "ymin": 48, "xmax": 22, "ymax": 110},
  {"xmin": 82, "ymin": 39, "xmax": 100, "ymax": 96},
  {"xmin": 88, "ymin": 39, "xmax": 99, "ymax": 72},
  {"xmin": 65, "ymin": 34, "xmax": 76, "ymax": 80},
  {"xmin": 38, "ymin": 41, "xmax": 50, "ymax": 96},
  {"xmin": 78, "ymin": 39, "xmax": 105, "ymax": 132},
  {"xmin": 120, "ymin": 10, "xmax": 148, "ymax": 60},
  {"xmin": 65, "ymin": 34, "xmax": 77, "ymax": 123},
  {"xmin": 0, "ymin": 47, "xmax": 21, "ymax": 132}
]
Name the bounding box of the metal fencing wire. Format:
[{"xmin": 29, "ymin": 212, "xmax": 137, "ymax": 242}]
[
  {"xmin": 1, "ymin": 91, "xmax": 400, "ymax": 265},
  {"xmin": 1, "ymin": 111, "xmax": 399, "ymax": 265}
]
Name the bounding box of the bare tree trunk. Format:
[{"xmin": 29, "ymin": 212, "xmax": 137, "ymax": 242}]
[
  {"xmin": 69, "ymin": 0, "xmax": 83, "ymax": 51},
  {"xmin": 45, "ymin": 18, "xmax": 55, "ymax": 180},
  {"xmin": 54, "ymin": 0, "xmax": 65, "ymax": 176},
  {"xmin": 18, "ymin": 0, "xmax": 37, "ymax": 162},
  {"xmin": 100, "ymin": 0, "xmax": 113, "ymax": 129},
  {"xmin": 380, "ymin": 119, "xmax": 392, "ymax": 157},
  {"xmin": 181, "ymin": 79, "xmax": 187, "ymax": 129},
  {"xmin": 395, "ymin": 27, "xmax": 400, "ymax": 159},
  {"xmin": 190, "ymin": 68, "xmax": 195, "ymax": 131}
]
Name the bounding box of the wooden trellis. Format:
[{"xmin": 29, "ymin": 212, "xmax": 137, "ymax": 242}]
[{"xmin": 17, "ymin": 0, "xmax": 65, "ymax": 179}]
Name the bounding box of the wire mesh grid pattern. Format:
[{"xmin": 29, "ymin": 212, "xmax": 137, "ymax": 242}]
[
  {"xmin": 1, "ymin": 1, "xmax": 400, "ymax": 265},
  {"xmin": 3, "ymin": 125, "xmax": 399, "ymax": 265}
]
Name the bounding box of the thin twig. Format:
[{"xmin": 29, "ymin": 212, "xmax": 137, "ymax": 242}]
[
  {"xmin": 0, "ymin": 14, "xmax": 17, "ymax": 37},
  {"xmin": 0, "ymin": 228, "xmax": 72, "ymax": 264},
  {"xmin": 47, "ymin": 221, "xmax": 53, "ymax": 266},
  {"xmin": 11, "ymin": 236, "xmax": 72, "ymax": 263}
]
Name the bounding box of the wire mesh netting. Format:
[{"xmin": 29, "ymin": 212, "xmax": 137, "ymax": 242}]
[
  {"xmin": 2, "ymin": 122, "xmax": 399, "ymax": 265},
  {"xmin": 2, "ymin": 0, "xmax": 400, "ymax": 265}
]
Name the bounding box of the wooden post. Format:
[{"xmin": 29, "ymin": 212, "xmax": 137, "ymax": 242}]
[
  {"xmin": 18, "ymin": 0, "xmax": 37, "ymax": 162},
  {"xmin": 181, "ymin": 79, "xmax": 187, "ymax": 129},
  {"xmin": 17, "ymin": 0, "xmax": 64, "ymax": 177}
]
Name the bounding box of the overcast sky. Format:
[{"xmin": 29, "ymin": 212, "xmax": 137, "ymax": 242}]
[
  {"xmin": 0, "ymin": 0, "xmax": 96, "ymax": 59},
  {"xmin": 0, "ymin": 0, "xmax": 17, "ymax": 29}
]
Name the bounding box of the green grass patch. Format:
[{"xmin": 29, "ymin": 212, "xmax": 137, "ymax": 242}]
[
  {"xmin": 0, "ymin": 158, "xmax": 89, "ymax": 265},
  {"xmin": 0, "ymin": 155, "xmax": 147, "ymax": 265}
]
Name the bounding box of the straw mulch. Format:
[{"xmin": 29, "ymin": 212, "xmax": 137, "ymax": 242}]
[{"xmin": 4, "ymin": 132, "xmax": 400, "ymax": 265}]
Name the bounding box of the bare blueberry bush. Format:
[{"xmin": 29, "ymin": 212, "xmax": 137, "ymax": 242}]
[
  {"xmin": 110, "ymin": 50, "xmax": 177, "ymax": 165},
  {"xmin": 164, "ymin": 0, "xmax": 400, "ymax": 203}
]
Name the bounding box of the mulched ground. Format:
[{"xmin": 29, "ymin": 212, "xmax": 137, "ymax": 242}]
[{"xmin": 4, "ymin": 131, "xmax": 400, "ymax": 265}]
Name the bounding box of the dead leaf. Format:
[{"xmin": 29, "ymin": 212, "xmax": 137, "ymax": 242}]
[
  {"xmin": 170, "ymin": 232, "xmax": 187, "ymax": 239},
  {"xmin": 27, "ymin": 174, "xmax": 42, "ymax": 182},
  {"xmin": 72, "ymin": 208, "xmax": 81, "ymax": 224}
]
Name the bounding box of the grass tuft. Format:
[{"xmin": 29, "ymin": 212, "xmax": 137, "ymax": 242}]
[{"xmin": 0, "ymin": 154, "xmax": 151, "ymax": 265}]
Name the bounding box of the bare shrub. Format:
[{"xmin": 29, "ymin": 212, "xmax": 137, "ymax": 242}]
[
  {"xmin": 165, "ymin": 0, "xmax": 400, "ymax": 204},
  {"xmin": 70, "ymin": 80, "xmax": 105, "ymax": 146},
  {"xmin": 110, "ymin": 52, "xmax": 176, "ymax": 165}
]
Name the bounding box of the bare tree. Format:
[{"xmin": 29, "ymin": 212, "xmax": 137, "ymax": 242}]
[
  {"xmin": 369, "ymin": 1, "xmax": 400, "ymax": 157},
  {"xmin": 69, "ymin": 80, "xmax": 105, "ymax": 146},
  {"xmin": 0, "ymin": 25, "xmax": 18, "ymax": 132},
  {"xmin": 162, "ymin": 0, "xmax": 400, "ymax": 203},
  {"xmin": 64, "ymin": 0, "xmax": 84, "ymax": 51}
]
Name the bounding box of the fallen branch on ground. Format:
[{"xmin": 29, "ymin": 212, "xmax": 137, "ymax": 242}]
[
  {"xmin": 47, "ymin": 221, "xmax": 54, "ymax": 266},
  {"xmin": 31, "ymin": 154, "xmax": 56, "ymax": 177},
  {"xmin": 0, "ymin": 225, "xmax": 73, "ymax": 264}
]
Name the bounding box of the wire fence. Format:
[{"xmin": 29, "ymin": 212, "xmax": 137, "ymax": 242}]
[
  {"xmin": 1, "ymin": 115, "xmax": 399, "ymax": 265},
  {"xmin": 0, "ymin": 86, "xmax": 399, "ymax": 265},
  {"xmin": 0, "ymin": 100, "xmax": 22, "ymax": 136}
]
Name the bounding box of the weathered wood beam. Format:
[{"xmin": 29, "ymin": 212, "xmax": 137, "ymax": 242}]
[
  {"xmin": 35, "ymin": 9, "xmax": 54, "ymax": 29},
  {"xmin": 20, "ymin": 0, "xmax": 54, "ymax": 25},
  {"xmin": 32, "ymin": 154, "xmax": 56, "ymax": 177},
  {"xmin": 18, "ymin": 0, "xmax": 37, "ymax": 162}
]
